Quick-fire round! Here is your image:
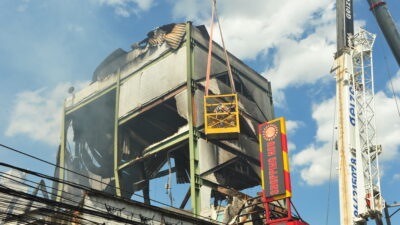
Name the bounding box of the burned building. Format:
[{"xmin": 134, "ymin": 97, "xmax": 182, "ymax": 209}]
[{"xmin": 54, "ymin": 22, "xmax": 274, "ymax": 221}]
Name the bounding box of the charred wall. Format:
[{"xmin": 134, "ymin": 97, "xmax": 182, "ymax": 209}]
[{"xmin": 57, "ymin": 22, "xmax": 274, "ymax": 222}]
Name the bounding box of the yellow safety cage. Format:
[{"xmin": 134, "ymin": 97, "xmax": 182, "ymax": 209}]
[{"xmin": 204, "ymin": 94, "xmax": 240, "ymax": 139}]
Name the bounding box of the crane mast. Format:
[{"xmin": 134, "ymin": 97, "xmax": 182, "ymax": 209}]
[
  {"xmin": 352, "ymin": 30, "xmax": 383, "ymax": 220},
  {"xmin": 335, "ymin": 0, "xmax": 383, "ymax": 224}
]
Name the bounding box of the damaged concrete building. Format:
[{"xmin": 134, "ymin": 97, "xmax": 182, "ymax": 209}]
[{"xmin": 54, "ymin": 22, "xmax": 274, "ymax": 223}]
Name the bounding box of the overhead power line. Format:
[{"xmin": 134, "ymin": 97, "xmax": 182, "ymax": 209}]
[{"xmin": 0, "ymin": 143, "xmax": 223, "ymax": 224}]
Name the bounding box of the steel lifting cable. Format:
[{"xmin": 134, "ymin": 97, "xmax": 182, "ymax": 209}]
[
  {"xmin": 325, "ymin": 97, "xmax": 337, "ymax": 225},
  {"xmin": 215, "ymin": 1, "xmax": 236, "ymax": 93},
  {"xmin": 205, "ymin": 0, "xmax": 236, "ymax": 96},
  {"xmin": 370, "ymin": 3, "xmax": 400, "ymax": 120}
]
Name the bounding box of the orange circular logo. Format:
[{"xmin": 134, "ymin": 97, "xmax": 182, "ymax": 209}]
[{"xmin": 262, "ymin": 124, "xmax": 278, "ymax": 141}]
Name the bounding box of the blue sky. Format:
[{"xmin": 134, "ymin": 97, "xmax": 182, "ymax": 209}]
[{"xmin": 0, "ymin": 0, "xmax": 399, "ymax": 224}]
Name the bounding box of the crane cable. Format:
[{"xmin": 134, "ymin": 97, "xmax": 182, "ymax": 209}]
[
  {"xmin": 325, "ymin": 97, "xmax": 337, "ymax": 225},
  {"xmin": 370, "ymin": 4, "xmax": 400, "ymax": 120},
  {"xmin": 380, "ymin": 37, "xmax": 400, "ymax": 120},
  {"xmin": 205, "ymin": 0, "xmax": 236, "ymax": 96}
]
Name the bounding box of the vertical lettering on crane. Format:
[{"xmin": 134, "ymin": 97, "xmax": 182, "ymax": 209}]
[
  {"xmin": 348, "ymin": 85, "xmax": 359, "ymax": 217},
  {"xmin": 345, "ymin": 0, "xmax": 354, "ymax": 47},
  {"xmin": 259, "ymin": 117, "xmax": 292, "ymax": 202}
]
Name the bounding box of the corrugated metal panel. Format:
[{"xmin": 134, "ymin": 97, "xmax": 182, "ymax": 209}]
[{"xmin": 165, "ymin": 23, "xmax": 186, "ymax": 49}]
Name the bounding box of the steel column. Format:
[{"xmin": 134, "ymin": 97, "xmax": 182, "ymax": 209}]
[
  {"xmin": 56, "ymin": 103, "xmax": 66, "ymax": 202},
  {"xmin": 118, "ymin": 131, "xmax": 189, "ymax": 170},
  {"xmin": 114, "ymin": 69, "xmax": 122, "ymax": 197},
  {"xmin": 186, "ymin": 22, "xmax": 201, "ymax": 215}
]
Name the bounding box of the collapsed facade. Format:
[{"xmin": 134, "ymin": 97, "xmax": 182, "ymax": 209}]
[{"xmin": 54, "ymin": 22, "xmax": 274, "ymax": 222}]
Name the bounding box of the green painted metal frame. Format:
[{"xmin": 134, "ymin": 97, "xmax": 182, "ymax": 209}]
[
  {"xmin": 65, "ymin": 46, "xmax": 176, "ymax": 116},
  {"xmin": 186, "ymin": 22, "xmax": 201, "ymax": 215},
  {"xmin": 118, "ymin": 130, "xmax": 189, "ymax": 170},
  {"xmin": 56, "ymin": 23, "xmax": 202, "ymax": 214},
  {"xmin": 56, "ymin": 103, "xmax": 66, "ymax": 202},
  {"xmin": 118, "ymin": 85, "xmax": 187, "ymax": 126},
  {"xmin": 114, "ymin": 22, "xmax": 201, "ymax": 214},
  {"xmin": 65, "ymin": 85, "xmax": 117, "ymax": 115},
  {"xmin": 114, "ymin": 69, "xmax": 122, "ymax": 196}
]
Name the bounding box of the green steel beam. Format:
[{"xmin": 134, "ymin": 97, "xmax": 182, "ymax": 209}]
[
  {"xmin": 65, "ymin": 85, "xmax": 116, "ymax": 115},
  {"xmin": 56, "ymin": 103, "xmax": 66, "ymax": 202},
  {"xmin": 186, "ymin": 22, "xmax": 201, "ymax": 216},
  {"xmin": 118, "ymin": 85, "xmax": 187, "ymax": 126},
  {"xmin": 114, "ymin": 69, "xmax": 122, "ymax": 197},
  {"xmin": 118, "ymin": 130, "xmax": 189, "ymax": 170},
  {"xmin": 118, "ymin": 110, "xmax": 141, "ymax": 126}
]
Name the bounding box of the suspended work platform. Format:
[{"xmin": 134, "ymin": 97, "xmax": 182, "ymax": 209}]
[{"xmin": 204, "ymin": 93, "xmax": 240, "ymax": 139}]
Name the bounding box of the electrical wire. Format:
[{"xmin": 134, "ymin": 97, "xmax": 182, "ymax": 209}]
[
  {"xmin": 379, "ymin": 35, "xmax": 400, "ymax": 119},
  {"xmin": 0, "ymin": 171, "xmax": 123, "ymax": 220},
  {"xmin": 0, "ymin": 163, "xmax": 150, "ymax": 224},
  {"xmin": 0, "ymin": 198, "xmax": 98, "ymax": 225},
  {"xmin": 0, "ymin": 143, "xmax": 169, "ymax": 205},
  {"xmin": 325, "ymin": 96, "xmax": 337, "ymax": 225},
  {"xmin": 0, "ymin": 183, "xmax": 146, "ymax": 225},
  {"xmin": 0, "ymin": 172, "xmax": 186, "ymax": 225},
  {"xmin": 0, "ymin": 185, "xmax": 104, "ymax": 225},
  {"xmin": 369, "ymin": 4, "xmax": 400, "ymax": 119},
  {"xmin": 213, "ymin": 0, "xmax": 236, "ymax": 93},
  {"xmin": 0, "ymin": 192, "xmax": 100, "ymax": 225},
  {"xmin": 0, "ymin": 143, "xmax": 223, "ymax": 224},
  {"xmin": 0, "ymin": 170, "xmax": 177, "ymax": 225}
]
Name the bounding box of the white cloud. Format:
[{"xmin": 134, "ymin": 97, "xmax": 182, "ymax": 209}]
[
  {"xmin": 393, "ymin": 173, "xmax": 400, "ymax": 181},
  {"xmin": 264, "ymin": 28, "xmax": 336, "ymax": 90},
  {"xmin": 115, "ymin": 7, "xmax": 131, "ymax": 17},
  {"xmin": 285, "ymin": 120, "xmax": 303, "ymax": 151},
  {"xmin": 95, "ymin": 0, "xmax": 154, "ymax": 16},
  {"xmin": 272, "ymin": 89, "xmax": 286, "ymax": 109},
  {"xmin": 5, "ymin": 81, "xmax": 88, "ymax": 146},
  {"xmin": 16, "ymin": 0, "xmax": 31, "ymax": 12},
  {"xmin": 288, "ymin": 142, "xmax": 297, "ymax": 152},
  {"xmin": 169, "ymin": 0, "xmax": 341, "ymax": 107},
  {"xmin": 293, "ymin": 88, "xmax": 400, "ymax": 186},
  {"xmin": 171, "ymin": 0, "xmax": 210, "ymax": 23},
  {"xmin": 292, "ymin": 97, "xmax": 337, "ymax": 185},
  {"xmin": 286, "ymin": 120, "xmax": 303, "ymax": 134},
  {"xmin": 312, "ymin": 98, "xmax": 336, "ymax": 143},
  {"xmin": 172, "ymin": 0, "xmax": 335, "ymax": 59},
  {"xmin": 293, "ymin": 143, "xmax": 336, "ymax": 185},
  {"xmin": 67, "ymin": 24, "xmax": 84, "ymax": 33},
  {"xmin": 387, "ymin": 70, "xmax": 400, "ymax": 94},
  {"xmin": 374, "ymin": 91, "xmax": 400, "ymax": 160}
]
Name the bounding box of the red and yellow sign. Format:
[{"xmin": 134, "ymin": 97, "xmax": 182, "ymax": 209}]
[{"xmin": 259, "ymin": 117, "xmax": 292, "ymax": 202}]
